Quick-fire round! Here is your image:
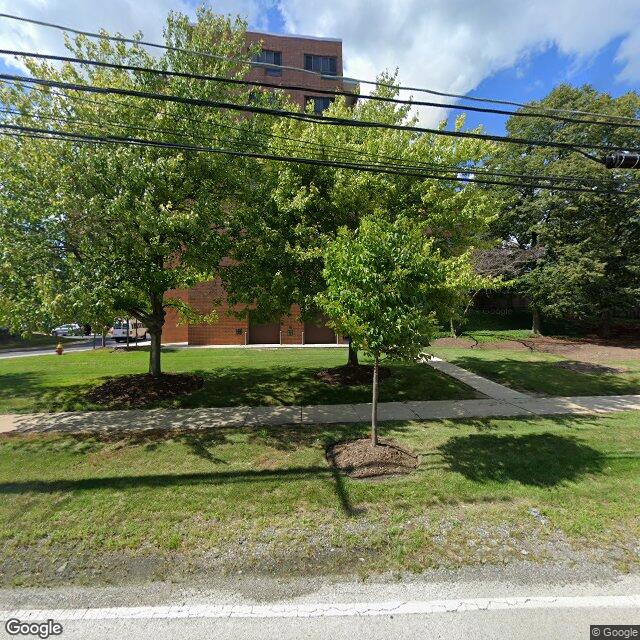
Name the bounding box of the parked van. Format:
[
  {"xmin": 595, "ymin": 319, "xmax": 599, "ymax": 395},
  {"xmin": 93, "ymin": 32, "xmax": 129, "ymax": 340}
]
[{"xmin": 110, "ymin": 319, "xmax": 148, "ymax": 343}]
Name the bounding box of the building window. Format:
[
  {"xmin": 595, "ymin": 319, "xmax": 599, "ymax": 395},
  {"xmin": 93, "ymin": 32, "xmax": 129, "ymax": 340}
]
[
  {"xmin": 305, "ymin": 96, "xmax": 334, "ymax": 114},
  {"xmin": 235, "ymin": 328, "xmax": 244, "ymax": 335},
  {"xmin": 304, "ymin": 54, "xmax": 337, "ymax": 76},
  {"xmin": 252, "ymin": 49, "xmax": 282, "ymax": 76}
]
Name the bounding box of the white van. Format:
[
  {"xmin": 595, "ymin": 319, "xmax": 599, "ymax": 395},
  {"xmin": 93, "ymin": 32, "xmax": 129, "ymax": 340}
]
[{"xmin": 110, "ymin": 319, "xmax": 148, "ymax": 343}]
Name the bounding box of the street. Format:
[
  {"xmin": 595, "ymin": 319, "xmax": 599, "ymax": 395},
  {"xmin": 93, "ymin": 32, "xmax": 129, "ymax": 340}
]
[
  {"xmin": 0, "ymin": 337, "xmax": 150, "ymax": 360},
  {"xmin": 1, "ymin": 568, "xmax": 639, "ymax": 639}
]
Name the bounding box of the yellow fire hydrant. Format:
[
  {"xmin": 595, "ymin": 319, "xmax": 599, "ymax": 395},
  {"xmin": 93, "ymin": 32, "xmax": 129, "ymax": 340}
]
[{"xmin": 55, "ymin": 342, "xmax": 64, "ymax": 355}]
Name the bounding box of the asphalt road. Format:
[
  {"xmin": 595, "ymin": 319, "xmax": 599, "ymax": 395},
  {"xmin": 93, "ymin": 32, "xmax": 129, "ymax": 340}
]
[
  {"xmin": 1, "ymin": 567, "xmax": 639, "ymax": 640},
  {"xmin": 0, "ymin": 337, "xmax": 150, "ymax": 359}
]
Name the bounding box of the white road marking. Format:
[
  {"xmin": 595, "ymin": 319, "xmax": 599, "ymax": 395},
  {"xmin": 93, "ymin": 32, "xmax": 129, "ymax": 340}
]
[{"xmin": 2, "ymin": 594, "xmax": 639, "ymax": 621}]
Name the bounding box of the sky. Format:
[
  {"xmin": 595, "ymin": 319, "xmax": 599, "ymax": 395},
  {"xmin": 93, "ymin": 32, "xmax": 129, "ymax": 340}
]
[{"xmin": 1, "ymin": 0, "xmax": 639, "ymax": 133}]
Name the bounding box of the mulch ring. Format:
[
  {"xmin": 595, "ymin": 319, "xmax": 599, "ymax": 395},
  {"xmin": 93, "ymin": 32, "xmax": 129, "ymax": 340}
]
[
  {"xmin": 554, "ymin": 360, "xmax": 628, "ymax": 375},
  {"xmin": 326, "ymin": 438, "xmax": 419, "ymax": 479},
  {"xmin": 86, "ymin": 373, "xmax": 204, "ymax": 408},
  {"xmin": 314, "ymin": 364, "xmax": 391, "ymax": 386}
]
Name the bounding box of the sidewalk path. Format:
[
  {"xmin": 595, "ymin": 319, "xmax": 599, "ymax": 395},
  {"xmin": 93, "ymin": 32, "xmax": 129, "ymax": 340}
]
[
  {"xmin": 1, "ymin": 394, "xmax": 639, "ymax": 435},
  {"xmin": 423, "ymin": 356, "xmax": 530, "ymax": 400}
]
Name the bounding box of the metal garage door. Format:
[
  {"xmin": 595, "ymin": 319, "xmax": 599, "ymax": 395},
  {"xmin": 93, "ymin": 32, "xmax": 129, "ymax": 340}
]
[
  {"xmin": 248, "ymin": 321, "xmax": 280, "ymax": 344},
  {"xmin": 304, "ymin": 321, "xmax": 336, "ymax": 344}
]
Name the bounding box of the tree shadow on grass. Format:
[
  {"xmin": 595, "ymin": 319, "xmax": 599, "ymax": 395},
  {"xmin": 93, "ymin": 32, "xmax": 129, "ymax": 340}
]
[
  {"xmin": 182, "ymin": 362, "xmax": 472, "ymax": 408},
  {"xmin": 1, "ymin": 421, "xmax": 378, "ymax": 458},
  {"xmin": 452, "ymin": 356, "xmax": 640, "ymax": 397},
  {"xmin": 438, "ymin": 432, "xmax": 604, "ymax": 486}
]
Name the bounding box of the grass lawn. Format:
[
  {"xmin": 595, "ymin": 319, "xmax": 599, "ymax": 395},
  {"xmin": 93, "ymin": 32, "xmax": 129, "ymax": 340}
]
[
  {"xmin": 429, "ymin": 347, "xmax": 640, "ymax": 396},
  {"xmin": 0, "ymin": 411, "xmax": 638, "ymax": 584},
  {"xmin": 435, "ymin": 309, "xmax": 536, "ymax": 343},
  {"xmin": 0, "ymin": 347, "xmax": 478, "ymax": 414}
]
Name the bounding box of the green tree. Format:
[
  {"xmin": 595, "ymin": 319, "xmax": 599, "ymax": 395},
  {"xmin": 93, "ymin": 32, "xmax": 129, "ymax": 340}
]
[
  {"xmin": 222, "ymin": 76, "xmax": 495, "ymax": 364},
  {"xmin": 487, "ymin": 84, "xmax": 640, "ymax": 334},
  {"xmin": 318, "ymin": 214, "xmax": 478, "ymax": 445},
  {"xmin": 0, "ymin": 7, "xmax": 273, "ymax": 374}
]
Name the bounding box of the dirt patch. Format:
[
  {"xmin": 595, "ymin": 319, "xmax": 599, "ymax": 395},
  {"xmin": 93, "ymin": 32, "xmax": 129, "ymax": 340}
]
[
  {"xmin": 474, "ymin": 340, "xmax": 531, "ymax": 351},
  {"xmin": 523, "ymin": 336, "xmax": 640, "ymax": 363},
  {"xmin": 555, "ymin": 361, "xmax": 628, "ymax": 375},
  {"xmin": 314, "ymin": 364, "xmax": 391, "ymax": 386},
  {"xmin": 86, "ymin": 373, "xmax": 204, "ymax": 408},
  {"xmin": 431, "ymin": 337, "xmax": 476, "ymax": 348},
  {"xmin": 432, "ymin": 337, "xmax": 530, "ymax": 350},
  {"xmin": 326, "ymin": 438, "xmax": 419, "ymax": 479}
]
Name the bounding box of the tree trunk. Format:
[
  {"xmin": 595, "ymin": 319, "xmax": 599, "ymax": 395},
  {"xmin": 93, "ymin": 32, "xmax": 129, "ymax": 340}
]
[
  {"xmin": 347, "ymin": 340, "xmax": 359, "ymax": 366},
  {"xmin": 126, "ymin": 317, "xmax": 130, "ymax": 349},
  {"xmin": 371, "ymin": 355, "xmax": 379, "ymax": 446},
  {"xmin": 147, "ymin": 292, "xmax": 166, "ymax": 378},
  {"xmin": 600, "ymin": 311, "xmax": 612, "ymax": 338},
  {"xmin": 101, "ymin": 330, "xmax": 106, "ymax": 348},
  {"xmin": 149, "ymin": 331, "xmax": 162, "ymax": 377},
  {"xmin": 450, "ymin": 317, "xmax": 456, "ymax": 338},
  {"xmin": 531, "ymin": 308, "xmax": 542, "ymax": 335}
]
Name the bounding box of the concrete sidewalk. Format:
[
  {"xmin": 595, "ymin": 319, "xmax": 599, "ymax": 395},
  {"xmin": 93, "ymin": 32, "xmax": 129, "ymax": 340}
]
[
  {"xmin": 1, "ymin": 394, "xmax": 639, "ymax": 435},
  {"xmin": 423, "ymin": 357, "xmax": 530, "ymax": 400}
]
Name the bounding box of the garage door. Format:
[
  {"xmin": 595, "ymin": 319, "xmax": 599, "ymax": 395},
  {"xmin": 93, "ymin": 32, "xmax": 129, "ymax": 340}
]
[
  {"xmin": 304, "ymin": 321, "xmax": 336, "ymax": 344},
  {"xmin": 248, "ymin": 321, "xmax": 280, "ymax": 344}
]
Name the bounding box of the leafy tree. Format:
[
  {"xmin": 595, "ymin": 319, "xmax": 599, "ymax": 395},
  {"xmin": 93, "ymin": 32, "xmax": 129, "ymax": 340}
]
[
  {"xmin": 0, "ymin": 7, "xmax": 274, "ymax": 374},
  {"xmin": 487, "ymin": 84, "xmax": 640, "ymax": 334},
  {"xmin": 318, "ymin": 214, "xmax": 479, "ymax": 445},
  {"xmin": 222, "ymin": 76, "xmax": 496, "ymax": 364}
]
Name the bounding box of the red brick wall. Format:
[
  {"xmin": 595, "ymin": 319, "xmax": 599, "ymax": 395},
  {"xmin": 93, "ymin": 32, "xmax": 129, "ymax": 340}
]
[
  {"xmin": 245, "ymin": 31, "xmax": 355, "ymax": 109},
  {"xmin": 184, "ymin": 279, "xmax": 248, "ymax": 346},
  {"xmin": 163, "ymin": 289, "xmax": 189, "ymax": 343},
  {"xmin": 161, "ymin": 32, "xmax": 354, "ymax": 347},
  {"xmin": 280, "ymin": 304, "xmax": 304, "ymax": 344}
]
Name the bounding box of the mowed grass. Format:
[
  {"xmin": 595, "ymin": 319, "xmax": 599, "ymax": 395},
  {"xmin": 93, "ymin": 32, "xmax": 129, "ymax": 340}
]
[
  {"xmin": 429, "ymin": 347, "xmax": 640, "ymax": 396},
  {"xmin": 0, "ymin": 412, "xmax": 638, "ymax": 582},
  {"xmin": 0, "ymin": 347, "xmax": 478, "ymax": 414}
]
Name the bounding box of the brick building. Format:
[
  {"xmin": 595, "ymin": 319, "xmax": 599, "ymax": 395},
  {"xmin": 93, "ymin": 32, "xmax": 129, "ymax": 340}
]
[{"xmin": 162, "ymin": 31, "xmax": 357, "ymax": 346}]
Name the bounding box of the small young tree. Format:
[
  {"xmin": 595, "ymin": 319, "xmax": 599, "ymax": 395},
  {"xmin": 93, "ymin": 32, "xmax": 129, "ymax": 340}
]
[{"xmin": 318, "ymin": 214, "xmax": 476, "ymax": 445}]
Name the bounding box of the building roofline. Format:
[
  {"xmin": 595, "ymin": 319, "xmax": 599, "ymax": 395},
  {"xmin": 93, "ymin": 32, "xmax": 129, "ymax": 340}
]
[{"xmin": 247, "ymin": 29, "xmax": 342, "ymax": 44}]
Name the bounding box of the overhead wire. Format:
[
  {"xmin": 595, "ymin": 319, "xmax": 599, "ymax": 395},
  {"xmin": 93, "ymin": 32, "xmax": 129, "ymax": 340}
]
[
  {"xmin": 0, "ymin": 98, "xmax": 627, "ymax": 190},
  {"xmin": 1, "ymin": 11, "xmax": 639, "ymax": 125},
  {"xmin": 3, "ymin": 49, "xmax": 640, "ymax": 131},
  {"xmin": 2, "ymin": 71, "xmax": 637, "ymax": 157},
  {"xmin": 1, "ymin": 121, "xmax": 635, "ymax": 195}
]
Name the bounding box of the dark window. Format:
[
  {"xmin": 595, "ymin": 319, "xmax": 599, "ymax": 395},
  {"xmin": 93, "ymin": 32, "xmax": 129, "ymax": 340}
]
[
  {"xmin": 304, "ymin": 54, "xmax": 337, "ymax": 76},
  {"xmin": 305, "ymin": 96, "xmax": 334, "ymax": 114},
  {"xmin": 252, "ymin": 49, "xmax": 282, "ymax": 76}
]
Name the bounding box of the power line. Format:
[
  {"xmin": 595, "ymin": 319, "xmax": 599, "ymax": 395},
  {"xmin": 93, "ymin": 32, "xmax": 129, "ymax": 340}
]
[
  {"xmin": 1, "ymin": 11, "xmax": 639, "ymax": 126},
  {"xmin": 1, "ymin": 121, "xmax": 634, "ymax": 195},
  {"xmin": 4, "ymin": 49, "xmax": 640, "ymax": 132},
  {"xmin": 2, "ymin": 100, "xmax": 622, "ymax": 189},
  {"xmin": 2, "ymin": 72, "xmax": 636, "ymax": 157}
]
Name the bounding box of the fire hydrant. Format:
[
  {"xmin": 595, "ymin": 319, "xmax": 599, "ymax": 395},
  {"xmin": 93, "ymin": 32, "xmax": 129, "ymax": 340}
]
[{"xmin": 55, "ymin": 342, "xmax": 64, "ymax": 355}]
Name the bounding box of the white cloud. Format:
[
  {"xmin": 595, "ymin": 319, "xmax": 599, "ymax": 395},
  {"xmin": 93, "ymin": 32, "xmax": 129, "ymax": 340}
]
[
  {"xmin": 278, "ymin": 0, "xmax": 640, "ymax": 124},
  {"xmin": 0, "ymin": 0, "xmax": 268, "ymax": 71},
  {"xmin": 2, "ymin": 0, "xmax": 639, "ymax": 126}
]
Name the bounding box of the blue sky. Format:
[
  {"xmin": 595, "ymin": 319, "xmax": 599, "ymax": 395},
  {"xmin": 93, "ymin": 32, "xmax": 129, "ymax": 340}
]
[
  {"xmin": 455, "ymin": 38, "xmax": 637, "ymax": 133},
  {"xmin": 251, "ymin": 3, "xmax": 639, "ymax": 134},
  {"xmin": 1, "ymin": 0, "xmax": 639, "ymax": 135}
]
